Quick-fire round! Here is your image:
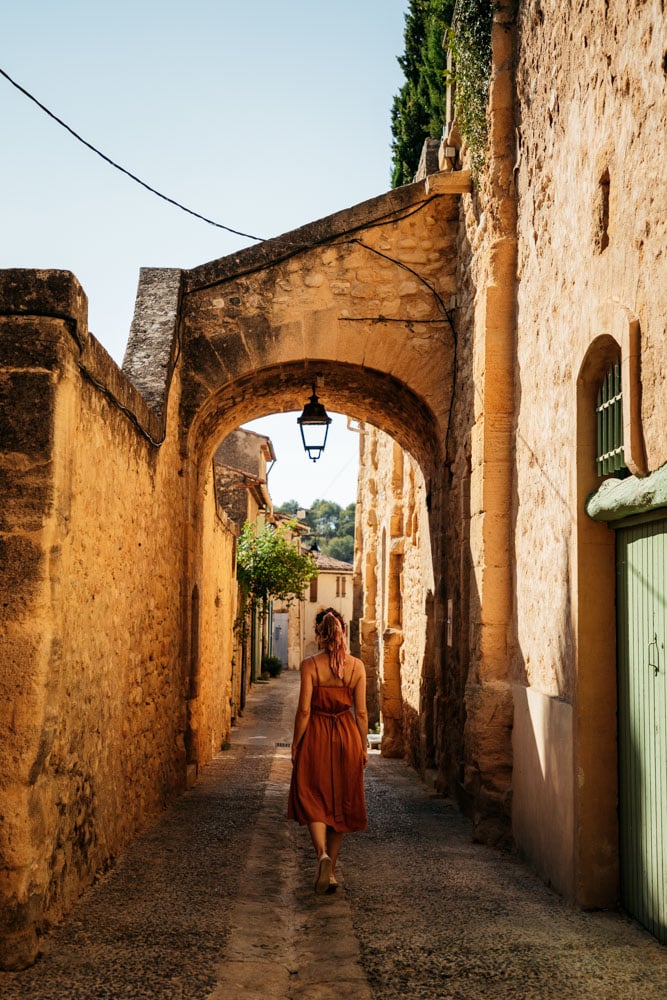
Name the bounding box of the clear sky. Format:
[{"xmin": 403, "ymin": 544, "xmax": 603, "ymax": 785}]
[{"xmin": 0, "ymin": 0, "xmax": 408, "ymax": 508}]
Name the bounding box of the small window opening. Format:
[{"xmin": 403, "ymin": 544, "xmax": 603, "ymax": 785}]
[
  {"xmin": 596, "ymin": 356, "xmax": 627, "ymax": 476},
  {"xmin": 595, "ymin": 169, "xmax": 610, "ymax": 252},
  {"xmin": 309, "ymin": 576, "xmax": 318, "ymax": 603},
  {"xmin": 341, "ymin": 576, "xmax": 346, "ymax": 598}
]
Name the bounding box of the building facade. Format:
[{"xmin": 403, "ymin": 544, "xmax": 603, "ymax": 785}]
[
  {"xmin": 1, "ymin": 0, "xmax": 665, "ymax": 968},
  {"xmin": 352, "ymin": 0, "xmax": 667, "ymax": 943},
  {"xmin": 273, "ymin": 549, "xmax": 354, "ymax": 669}
]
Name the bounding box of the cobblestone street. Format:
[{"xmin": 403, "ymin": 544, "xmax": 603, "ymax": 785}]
[{"xmin": 3, "ymin": 671, "xmax": 666, "ymax": 999}]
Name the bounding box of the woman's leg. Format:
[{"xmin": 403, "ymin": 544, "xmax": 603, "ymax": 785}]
[
  {"xmin": 307, "ymin": 821, "xmax": 328, "ymax": 859},
  {"xmin": 309, "ymin": 821, "xmax": 333, "ymax": 893},
  {"xmin": 326, "ymin": 829, "xmax": 344, "ymax": 874}
]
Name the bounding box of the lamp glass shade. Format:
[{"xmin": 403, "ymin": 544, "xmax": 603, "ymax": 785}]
[{"xmin": 297, "ymin": 389, "xmax": 332, "ymax": 462}]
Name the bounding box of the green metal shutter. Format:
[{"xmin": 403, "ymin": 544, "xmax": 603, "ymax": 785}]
[
  {"xmin": 616, "ymin": 517, "xmax": 667, "ymax": 943},
  {"xmin": 596, "ymin": 357, "xmax": 627, "ymax": 476}
]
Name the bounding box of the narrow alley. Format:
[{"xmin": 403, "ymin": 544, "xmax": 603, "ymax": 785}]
[{"xmin": 3, "ymin": 672, "xmax": 666, "ymax": 1000}]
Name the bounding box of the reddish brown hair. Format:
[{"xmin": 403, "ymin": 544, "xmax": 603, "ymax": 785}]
[{"xmin": 315, "ymin": 608, "xmax": 346, "ymax": 679}]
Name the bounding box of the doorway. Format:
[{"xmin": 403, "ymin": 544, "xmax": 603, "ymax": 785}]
[
  {"xmin": 616, "ymin": 515, "xmax": 667, "ymax": 943},
  {"xmin": 273, "ymin": 612, "xmax": 289, "ymax": 668}
]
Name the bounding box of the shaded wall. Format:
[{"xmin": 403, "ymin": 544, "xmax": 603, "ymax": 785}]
[
  {"xmin": 0, "ymin": 271, "xmax": 236, "ymax": 968},
  {"xmin": 194, "ymin": 463, "xmax": 238, "ymax": 772},
  {"xmin": 438, "ymin": 3, "xmax": 518, "ymax": 847},
  {"xmin": 355, "ymin": 424, "xmax": 434, "ymax": 769}
]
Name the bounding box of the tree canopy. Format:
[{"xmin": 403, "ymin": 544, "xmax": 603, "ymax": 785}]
[
  {"xmin": 275, "ymin": 500, "xmax": 355, "ymax": 564},
  {"xmin": 390, "ymin": 0, "xmax": 455, "ymax": 188},
  {"xmin": 236, "ymin": 519, "xmax": 318, "ymax": 608}
]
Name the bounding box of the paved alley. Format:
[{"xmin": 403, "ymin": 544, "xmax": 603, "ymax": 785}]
[{"xmin": 2, "ymin": 671, "xmax": 666, "ymax": 999}]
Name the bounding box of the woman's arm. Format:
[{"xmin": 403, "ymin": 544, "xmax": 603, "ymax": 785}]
[
  {"xmin": 352, "ymin": 659, "xmax": 369, "ymax": 766},
  {"xmin": 291, "ymin": 659, "xmax": 314, "ymax": 763}
]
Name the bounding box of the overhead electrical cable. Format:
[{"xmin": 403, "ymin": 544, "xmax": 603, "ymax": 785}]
[{"xmin": 0, "ymin": 66, "xmax": 264, "ymax": 242}]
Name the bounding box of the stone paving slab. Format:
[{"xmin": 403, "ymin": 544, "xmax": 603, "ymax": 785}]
[
  {"xmin": 209, "ymin": 700, "xmax": 371, "ymax": 1000},
  {"xmin": 1, "ymin": 671, "xmax": 666, "ymax": 999},
  {"xmin": 345, "ymin": 752, "xmax": 667, "ymax": 999}
]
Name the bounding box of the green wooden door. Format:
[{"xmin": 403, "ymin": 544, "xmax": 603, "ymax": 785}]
[{"xmin": 616, "ymin": 517, "xmax": 667, "ymax": 943}]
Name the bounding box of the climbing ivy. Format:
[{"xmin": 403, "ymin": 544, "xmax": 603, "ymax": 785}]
[
  {"xmin": 447, "ymin": 0, "xmax": 494, "ymax": 178},
  {"xmin": 390, "ymin": 0, "xmax": 494, "ymax": 185}
]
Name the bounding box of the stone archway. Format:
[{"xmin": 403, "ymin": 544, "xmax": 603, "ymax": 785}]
[
  {"xmin": 0, "ymin": 172, "xmax": 475, "ymax": 967},
  {"xmin": 124, "ymin": 173, "xmax": 469, "ymax": 776}
]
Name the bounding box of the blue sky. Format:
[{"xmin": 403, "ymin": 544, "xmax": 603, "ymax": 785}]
[{"xmin": 0, "ymin": 0, "xmax": 408, "ymax": 507}]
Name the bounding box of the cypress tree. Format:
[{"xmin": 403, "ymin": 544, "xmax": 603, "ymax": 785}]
[{"xmin": 390, "ymin": 0, "xmax": 455, "ymax": 188}]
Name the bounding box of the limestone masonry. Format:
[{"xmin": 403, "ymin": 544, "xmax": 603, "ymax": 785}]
[{"xmin": 1, "ymin": 0, "xmax": 666, "ymax": 968}]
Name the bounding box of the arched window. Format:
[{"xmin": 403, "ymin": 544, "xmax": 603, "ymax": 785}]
[{"xmin": 596, "ymin": 356, "xmax": 627, "ymax": 477}]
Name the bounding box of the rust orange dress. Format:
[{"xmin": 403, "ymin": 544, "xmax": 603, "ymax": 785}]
[{"xmin": 288, "ymin": 660, "xmax": 367, "ymax": 833}]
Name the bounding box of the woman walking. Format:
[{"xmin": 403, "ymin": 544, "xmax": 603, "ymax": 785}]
[{"xmin": 288, "ymin": 608, "xmax": 368, "ymax": 893}]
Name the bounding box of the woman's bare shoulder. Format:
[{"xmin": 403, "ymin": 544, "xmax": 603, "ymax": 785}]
[{"xmin": 348, "ymin": 655, "xmax": 365, "ymax": 683}]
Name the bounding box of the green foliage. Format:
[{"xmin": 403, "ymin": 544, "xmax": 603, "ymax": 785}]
[
  {"xmin": 236, "ymin": 519, "xmax": 318, "ymax": 608},
  {"xmin": 448, "ymin": 0, "xmax": 493, "ymax": 178},
  {"xmin": 275, "ymin": 500, "xmax": 356, "ymax": 565},
  {"xmin": 390, "ymin": 0, "xmax": 455, "ymax": 187},
  {"xmin": 390, "ymin": 0, "xmax": 494, "ymax": 185},
  {"xmin": 307, "ymin": 499, "xmax": 345, "ymax": 540},
  {"xmin": 337, "ymin": 503, "xmax": 356, "ymax": 539},
  {"xmin": 326, "ymin": 535, "xmax": 355, "ymax": 563},
  {"xmin": 274, "ymin": 499, "xmax": 299, "ymax": 516},
  {"xmin": 261, "ymin": 654, "xmax": 283, "ymax": 678}
]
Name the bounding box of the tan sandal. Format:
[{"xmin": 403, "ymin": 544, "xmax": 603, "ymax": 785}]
[
  {"xmin": 314, "ymin": 853, "xmax": 332, "ymax": 894},
  {"xmin": 326, "ymin": 875, "xmax": 338, "ymax": 894}
]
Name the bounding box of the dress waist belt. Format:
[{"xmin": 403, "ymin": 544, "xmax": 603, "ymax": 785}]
[{"xmin": 313, "ymin": 708, "xmax": 349, "ymax": 823}]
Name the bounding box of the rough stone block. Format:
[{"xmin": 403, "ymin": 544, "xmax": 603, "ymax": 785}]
[
  {"xmin": 336, "ymin": 321, "xmax": 369, "ymax": 366},
  {"xmin": 464, "ymin": 680, "xmax": 514, "ymax": 786},
  {"xmin": 477, "ymin": 620, "xmax": 510, "ymax": 674},
  {"xmin": 0, "ymin": 371, "xmax": 56, "ymax": 458},
  {"xmin": 0, "ymin": 461, "xmax": 54, "ymax": 533},
  {"xmin": 0, "ymin": 317, "xmax": 72, "ymax": 371},
  {"xmin": 0, "ymin": 536, "xmax": 46, "ymax": 619},
  {"xmin": 0, "ymin": 925, "xmax": 39, "ymax": 972},
  {"xmin": 490, "ymin": 67, "xmax": 514, "ymax": 112},
  {"xmin": 122, "ymin": 268, "xmax": 182, "ymax": 415},
  {"xmin": 0, "ymin": 269, "xmax": 88, "ymax": 336},
  {"xmin": 481, "ymin": 568, "xmax": 512, "ymax": 628},
  {"xmin": 303, "ymin": 308, "xmax": 340, "ymax": 361}
]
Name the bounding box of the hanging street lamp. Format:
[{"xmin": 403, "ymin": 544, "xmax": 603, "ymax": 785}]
[{"xmin": 297, "ymin": 384, "xmax": 332, "ymax": 462}]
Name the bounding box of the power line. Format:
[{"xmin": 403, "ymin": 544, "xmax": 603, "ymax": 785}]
[
  {"xmin": 321, "ymin": 454, "xmax": 358, "ymax": 499},
  {"xmin": 0, "ymin": 66, "xmax": 264, "ymax": 242}
]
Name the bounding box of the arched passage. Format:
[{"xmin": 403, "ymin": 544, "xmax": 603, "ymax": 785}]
[
  {"xmin": 0, "ymin": 176, "xmax": 473, "ymax": 966},
  {"xmin": 130, "ymin": 177, "xmax": 469, "ymax": 782},
  {"xmin": 183, "ymin": 361, "xmax": 448, "ymax": 770},
  {"xmin": 187, "ymin": 361, "xmax": 447, "ymax": 476}
]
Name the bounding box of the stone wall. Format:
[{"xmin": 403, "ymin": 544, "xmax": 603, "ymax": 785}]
[
  {"xmin": 355, "ymin": 424, "xmax": 434, "ymax": 769},
  {"xmin": 513, "ymin": 0, "xmax": 667, "ymax": 693},
  {"xmin": 0, "ymin": 271, "xmax": 236, "ymax": 968},
  {"xmin": 434, "ymin": 2, "xmax": 518, "ymax": 845},
  {"xmin": 510, "ymin": 0, "xmax": 667, "ymax": 901},
  {"xmin": 194, "ymin": 463, "xmax": 238, "ymax": 770}
]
